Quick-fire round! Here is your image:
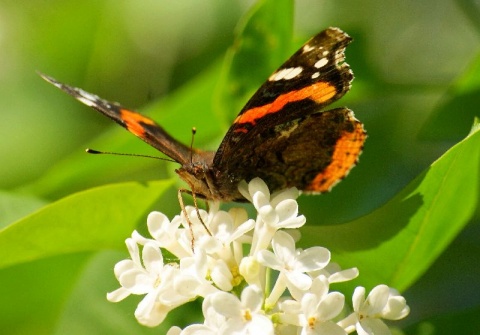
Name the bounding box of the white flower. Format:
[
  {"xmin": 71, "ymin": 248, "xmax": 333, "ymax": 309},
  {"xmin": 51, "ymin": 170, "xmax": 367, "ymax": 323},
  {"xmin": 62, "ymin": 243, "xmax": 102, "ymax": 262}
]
[
  {"xmin": 166, "ymin": 326, "xmax": 182, "ymax": 335},
  {"xmin": 107, "ymin": 239, "xmax": 182, "ymax": 327},
  {"xmin": 280, "ymin": 275, "xmax": 346, "ymax": 335},
  {"xmin": 173, "ymin": 249, "xmax": 218, "ymax": 298},
  {"xmin": 239, "ymin": 256, "xmax": 263, "ymax": 287},
  {"xmin": 107, "ymin": 177, "xmax": 410, "ymax": 333},
  {"xmin": 195, "ymin": 207, "xmax": 255, "ymax": 264},
  {"xmin": 381, "ymin": 288, "xmax": 410, "ymax": 320},
  {"xmin": 298, "ymin": 292, "xmax": 346, "ymax": 335},
  {"xmin": 258, "ymin": 230, "xmax": 330, "ymax": 306},
  {"xmin": 145, "ymin": 211, "xmax": 192, "ymax": 258},
  {"xmin": 338, "ymin": 285, "xmax": 410, "ymax": 335},
  {"xmin": 175, "ymin": 295, "xmax": 227, "ymax": 335},
  {"xmin": 210, "ymin": 285, "xmax": 274, "ymax": 335},
  {"xmin": 239, "ymin": 178, "xmax": 306, "ymax": 253},
  {"xmin": 310, "ymin": 262, "xmax": 359, "ymax": 284},
  {"xmin": 181, "ymin": 206, "xmax": 216, "ymax": 247}
]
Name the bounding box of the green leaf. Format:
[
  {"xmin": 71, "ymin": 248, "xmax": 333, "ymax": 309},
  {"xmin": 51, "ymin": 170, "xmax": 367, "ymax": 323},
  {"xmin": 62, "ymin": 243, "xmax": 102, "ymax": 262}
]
[
  {"xmin": 0, "ymin": 191, "xmax": 47, "ymax": 227},
  {"xmin": 0, "ymin": 179, "xmax": 174, "ymax": 270},
  {"xmin": 0, "ymin": 253, "xmax": 92, "ymax": 335},
  {"xmin": 214, "ymin": 0, "xmax": 294, "ymax": 122},
  {"xmin": 302, "ymin": 120, "xmax": 480, "ymax": 291}
]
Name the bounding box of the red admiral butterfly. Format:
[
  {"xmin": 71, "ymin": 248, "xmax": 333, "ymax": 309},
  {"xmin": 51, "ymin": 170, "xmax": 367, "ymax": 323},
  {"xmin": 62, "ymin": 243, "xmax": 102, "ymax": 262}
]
[{"xmin": 41, "ymin": 27, "xmax": 366, "ymax": 202}]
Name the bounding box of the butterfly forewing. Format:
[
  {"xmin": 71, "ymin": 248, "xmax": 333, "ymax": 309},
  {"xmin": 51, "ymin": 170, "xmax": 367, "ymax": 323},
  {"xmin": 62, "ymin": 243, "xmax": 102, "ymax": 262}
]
[
  {"xmin": 39, "ymin": 73, "xmax": 193, "ymax": 165},
  {"xmin": 214, "ymin": 27, "xmax": 354, "ymax": 167}
]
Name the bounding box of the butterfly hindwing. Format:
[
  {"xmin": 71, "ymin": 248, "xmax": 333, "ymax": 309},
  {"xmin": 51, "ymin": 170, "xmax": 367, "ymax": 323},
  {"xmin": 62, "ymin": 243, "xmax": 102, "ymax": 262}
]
[{"xmin": 219, "ymin": 108, "xmax": 365, "ymax": 193}]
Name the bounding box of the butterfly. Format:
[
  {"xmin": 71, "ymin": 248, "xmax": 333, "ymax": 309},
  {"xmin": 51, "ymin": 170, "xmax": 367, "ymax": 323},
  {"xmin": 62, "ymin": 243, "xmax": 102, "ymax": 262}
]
[{"xmin": 40, "ymin": 27, "xmax": 366, "ymax": 202}]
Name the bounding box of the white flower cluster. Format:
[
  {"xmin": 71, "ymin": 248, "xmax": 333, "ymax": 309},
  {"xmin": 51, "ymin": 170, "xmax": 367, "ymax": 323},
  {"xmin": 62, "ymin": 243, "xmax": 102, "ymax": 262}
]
[{"xmin": 107, "ymin": 178, "xmax": 409, "ymax": 335}]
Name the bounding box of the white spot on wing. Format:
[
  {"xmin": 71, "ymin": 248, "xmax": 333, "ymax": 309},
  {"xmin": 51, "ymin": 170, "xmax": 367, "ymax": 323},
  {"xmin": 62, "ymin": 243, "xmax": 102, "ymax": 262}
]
[
  {"xmin": 269, "ymin": 67, "xmax": 303, "ymax": 81},
  {"xmin": 334, "ymin": 47, "xmax": 346, "ymax": 67},
  {"xmin": 76, "ymin": 90, "xmax": 100, "ymax": 107},
  {"xmin": 284, "ymin": 67, "xmax": 303, "ymax": 79},
  {"xmin": 77, "ymin": 96, "xmax": 97, "ymax": 107},
  {"xmin": 314, "ymin": 58, "xmax": 328, "ymax": 68},
  {"xmin": 302, "ymin": 44, "xmax": 315, "ymax": 53},
  {"xmin": 76, "ymin": 89, "xmax": 112, "ymax": 108},
  {"xmin": 311, "ymin": 72, "xmax": 320, "ymax": 79}
]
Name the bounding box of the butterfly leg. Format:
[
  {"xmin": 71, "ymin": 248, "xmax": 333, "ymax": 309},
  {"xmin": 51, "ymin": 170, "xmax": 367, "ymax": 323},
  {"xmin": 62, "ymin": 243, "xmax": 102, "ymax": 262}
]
[
  {"xmin": 177, "ymin": 188, "xmax": 196, "ymax": 249},
  {"xmin": 178, "ymin": 188, "xmax": 212, "ymax": 242},
  {"xmin": 191, "ymin": 190, "xmax": 212, "ymax": 236}
]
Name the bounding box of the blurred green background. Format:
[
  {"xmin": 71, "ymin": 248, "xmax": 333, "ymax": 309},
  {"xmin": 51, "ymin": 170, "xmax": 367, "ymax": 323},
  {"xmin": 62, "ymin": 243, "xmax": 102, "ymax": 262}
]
[{"xmin": 0, "ymin": 0, "xmax": 479, "ymax": 334}]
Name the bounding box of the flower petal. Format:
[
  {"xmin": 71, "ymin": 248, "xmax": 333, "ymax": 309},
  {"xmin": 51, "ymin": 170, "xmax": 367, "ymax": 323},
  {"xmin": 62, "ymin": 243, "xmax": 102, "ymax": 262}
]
[
  {"xmin": 328, "ymin": 267, "xmax": 359, "ymax": 283},
  {"xmin": 135, "ymin": 291, "xmax": 168, "ymax": 327},
  {"xmin": 237, "ymin": 180, "xmax": 252, "ymax": 202},
  {"xmin": 247, "ymin": 314, "xmax": 275, "ymax": 335},
  {"xmin": 382, "ymin": 295, "xmax": 410, "ymax": 320},
  {"xmin": 270, "ymin": 187, "xmax": 299, "ymax": 207},
  {"xmin": 285, "ymin": 270, "xmax": 312, "ymax": 291},
  {"xmin": 257, "ymin": 250, "xmax": 283, "ymax": 270},
  {"xmin": 211, "ymin": 291, "xmax": 242, "ymax": 318},
  {"xmin": 364, "ymin": 285, "xmax": 389, "ymax": 315},
  {"xmin": 106, "ymin": 287, "xmax": 130, "ymax": 302},
  {"xmin": 210, "ymin": 260, "xmax": 233, "ymax": 291},
  {"xmin": 275, "ymin": 199, "xmax": 299, "ymax": 221},
  {"xmin": 249, "ymin": 177, "xmax": 271, "ymax": 200},
  {"xmin": 352, "ymin": 286, "xmax": 366, "ymax": 312},
  {"xmin": 125, "ymin": 238, "xmax": 141, "ymax": 264},
  {"xmin": 241, "ymin": 285, "xmax": 263, "ymax": 311},
  {"xmin": 271, "ymin": 230, "xmax": 296, "ymax": 262},
  {"xmin": 142, "ymin": 242, "xmax": 164, "ymax": 273},
  {"xmin": 357, "ymin": 318, "xmax": 390, "ymax": 335},
  {"xmin": 312, "ymin": 321, "xmax": 347, "ymax": 335},
  {"xmin": 147, "ymin": 211, "xmax": 170, "ymax": 240},
  {"xmin": 113, "ymin": 259, "xmax": 136, "ymax": 278},
  {"xmin": 317, "ymin": 292, "xmax": 345, "ymax": 321},
  {"xmin": 119, "ymin": 269, "xmax": 153, "ymax": 294},
  {"xmin": 295, "ymin": 246, "xmax": 330, "ymax": 272},
  {"xmin": 301, "ymin": 293, "xmax": 318, "ymax": 316}
]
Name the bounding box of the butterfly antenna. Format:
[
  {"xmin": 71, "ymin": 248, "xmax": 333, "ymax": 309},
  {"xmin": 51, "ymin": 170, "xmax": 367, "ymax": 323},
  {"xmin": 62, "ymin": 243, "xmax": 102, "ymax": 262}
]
[
  {"xmin": 86, "ymin": 148, "xmax": 176, "ymax": 162},
  {"xmin": 189, "ymin": 127, "xmax": 197, "ymax": 164}
]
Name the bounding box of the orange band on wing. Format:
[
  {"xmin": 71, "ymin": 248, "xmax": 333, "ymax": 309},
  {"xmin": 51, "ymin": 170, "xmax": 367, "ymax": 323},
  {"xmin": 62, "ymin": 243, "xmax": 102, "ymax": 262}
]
[
  {"xmin": 305, "ymin": 122, "xmax": 366, "ymax": 193},
  {"xmin": 120, "ymin": 109, "xmax": 156, "ymax": 137},
  {"xmin": 234, "ymin": 82, "xmax": 337, "ymax": 127}
]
